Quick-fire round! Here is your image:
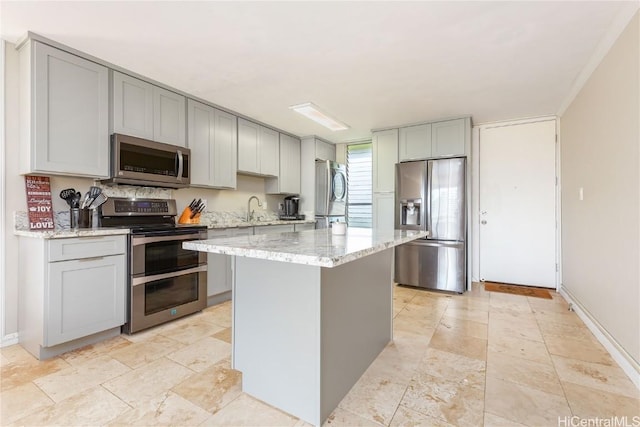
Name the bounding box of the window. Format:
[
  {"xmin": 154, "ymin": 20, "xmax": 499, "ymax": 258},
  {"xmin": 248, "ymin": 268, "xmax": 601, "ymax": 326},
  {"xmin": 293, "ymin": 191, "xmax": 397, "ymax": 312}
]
[{"xmin": 346, "ymin": 142, "xmax": 372, "ymax": 227}]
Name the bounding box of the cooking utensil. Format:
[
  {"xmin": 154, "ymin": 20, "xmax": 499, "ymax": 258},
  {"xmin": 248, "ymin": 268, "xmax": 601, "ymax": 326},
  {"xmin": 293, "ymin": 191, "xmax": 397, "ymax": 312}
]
[
  {"xmin": 81, "ymin": 186, "xmax": 102, "ymax": 209},
  {"xmin": 59, "ymin": 188, "xmax": 77, "ymax": 207},
  {"xmin": 72, "ymin": 192, "xmax": 82, "ymax": 209},
  {"xmin": 88, "ymin": 193, "xmax": 108, "ymax": 210}
]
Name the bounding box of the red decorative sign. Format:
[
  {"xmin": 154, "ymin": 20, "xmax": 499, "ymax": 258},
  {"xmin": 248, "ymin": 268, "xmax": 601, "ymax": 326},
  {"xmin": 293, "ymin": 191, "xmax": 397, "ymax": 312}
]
[{"xmin": 25, "ymin": 175, "xmax": 55, "ymax": 230}]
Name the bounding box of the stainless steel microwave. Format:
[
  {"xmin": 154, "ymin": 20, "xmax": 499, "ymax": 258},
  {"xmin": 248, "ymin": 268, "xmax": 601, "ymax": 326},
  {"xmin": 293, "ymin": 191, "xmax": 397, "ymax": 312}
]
[{"xmin": 103, "ymin": 134, "xmax": 191, "ymax": 188}]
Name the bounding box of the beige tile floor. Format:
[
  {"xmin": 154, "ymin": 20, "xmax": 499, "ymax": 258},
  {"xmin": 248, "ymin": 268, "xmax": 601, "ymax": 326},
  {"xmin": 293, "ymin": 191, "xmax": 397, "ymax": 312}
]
[{"xmin": 1, "ymin": 283, "xmax": 639, "ymax": 426}]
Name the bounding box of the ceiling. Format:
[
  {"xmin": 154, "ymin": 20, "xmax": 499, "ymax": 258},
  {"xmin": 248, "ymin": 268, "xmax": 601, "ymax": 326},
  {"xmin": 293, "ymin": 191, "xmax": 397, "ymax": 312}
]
[{"xmin": 1, "ymin": 1, "xmax": 636, "ymax": 143}]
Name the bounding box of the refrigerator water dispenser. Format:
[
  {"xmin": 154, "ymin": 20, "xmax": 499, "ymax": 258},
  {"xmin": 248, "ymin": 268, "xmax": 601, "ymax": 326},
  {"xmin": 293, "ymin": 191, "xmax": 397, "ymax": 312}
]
[{"xmin": 400, "ymin": 199, "xmax": 421, "ymax": 226}]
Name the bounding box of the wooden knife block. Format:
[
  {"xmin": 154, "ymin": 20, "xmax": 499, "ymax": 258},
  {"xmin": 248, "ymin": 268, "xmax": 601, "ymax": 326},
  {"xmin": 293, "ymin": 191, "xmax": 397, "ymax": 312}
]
[{"xmin": 178, "ymin": 207, "xmax": 201, "ymax": 224}]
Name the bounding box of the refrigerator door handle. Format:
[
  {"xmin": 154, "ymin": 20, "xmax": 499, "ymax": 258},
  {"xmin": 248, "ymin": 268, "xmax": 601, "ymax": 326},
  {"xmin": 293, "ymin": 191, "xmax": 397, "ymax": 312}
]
[
  {"xmin": 405, "ymin": 239, "xmax": 464, "ymax": 249},
  {"xmin": 426, "ymin": 160, "xmax": 433, "ymax": 237}
]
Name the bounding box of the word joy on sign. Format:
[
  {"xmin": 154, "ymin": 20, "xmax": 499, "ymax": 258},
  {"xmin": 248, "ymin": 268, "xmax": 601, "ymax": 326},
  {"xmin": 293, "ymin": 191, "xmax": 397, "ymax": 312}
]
[{"xmin": 25, "ymin": 175, "xmax": 55, "ymax": 230}]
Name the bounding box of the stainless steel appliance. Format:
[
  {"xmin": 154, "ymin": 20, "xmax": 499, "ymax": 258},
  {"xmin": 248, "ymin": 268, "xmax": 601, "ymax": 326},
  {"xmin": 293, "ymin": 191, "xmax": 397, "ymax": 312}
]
[
  {"xmin": 102, "ymin": 133, "xmax": 191, "ymax": 188},
  {"xmin": 395, "ymin": 158, "xmax": 466, "ymax": 293},
  {"xmin": 280, "ymin": 195, "xmax": 304, "ymax": 220},
  {"xmin": 315, "ymin": 160, "xmax": 347, "ymax": 228},
  {"xmin": 100, "ymin": 197, "xmax": 207, "ymax": 333}
]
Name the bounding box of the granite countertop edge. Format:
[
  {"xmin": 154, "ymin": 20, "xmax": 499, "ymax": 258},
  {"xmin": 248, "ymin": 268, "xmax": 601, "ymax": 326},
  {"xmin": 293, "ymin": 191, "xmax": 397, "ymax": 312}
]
[
  {"xmin": 14, "ymin": 219, "xmax": 316, "ymax": 239},
  {"xmin": 183, "ymin": 230, "xmax": 428, "ymax": 268}
]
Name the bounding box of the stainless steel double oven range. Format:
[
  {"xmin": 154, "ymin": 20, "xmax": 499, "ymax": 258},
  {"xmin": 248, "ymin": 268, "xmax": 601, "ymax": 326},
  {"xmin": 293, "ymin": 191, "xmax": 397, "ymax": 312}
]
[{"xmin": 100, "ymin": 197, "xmax": 207, "ymax": 334}]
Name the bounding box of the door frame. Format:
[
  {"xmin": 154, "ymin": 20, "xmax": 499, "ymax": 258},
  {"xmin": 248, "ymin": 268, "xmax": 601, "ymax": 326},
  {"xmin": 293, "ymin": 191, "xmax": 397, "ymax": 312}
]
[{"xmin": 471, "ymin": 115, "xmax": 561, "ymax": 290}]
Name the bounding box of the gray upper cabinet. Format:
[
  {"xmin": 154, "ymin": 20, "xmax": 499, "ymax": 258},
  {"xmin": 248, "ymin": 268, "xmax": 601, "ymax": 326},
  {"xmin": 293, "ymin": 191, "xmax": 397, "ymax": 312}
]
[
  {"xmin": 431, "ymin": 118, "xmax": 466, "ymax": 157},
  {"xmin": 19, "ymin": 40, "xmax": 110, "ymax": 178},
  {"xmin": 237, "ymin": 118, "xmax": 280, "ymax": 177},
  {"xmin": 399, "ymin": 124, "xmax": 431, "ymax": 161},
  {"xmin": 187, "ymin": 99, "xmax": 237, "ymax": 189},
  {"xmin": 153, "ymin": 86, "xmax": 186, "ymax": 146},
  {"xmin": 112, "ymin": 71, "xmax": 186, "ymax": 147},
  {"xmin": 266, "ymin": 133, "xmax": 301, "ymax": 195},
  {"xmin": 396, "ymin": 118, "xmax": 469, "ymax": 161},
  {"xmin": 260, "ymin": 126, "xmax": 280, "ymax": 177},
  {"xmin": 112, "ymin": 71, "xmax": 154, "ymax": 139},
  {"xmin": 372, "ymin": 129, "xmax": 399, "ymax": 193},
  {"xmin": 315, "ymin": 139, "xmax": 336, "ymax": 161}
]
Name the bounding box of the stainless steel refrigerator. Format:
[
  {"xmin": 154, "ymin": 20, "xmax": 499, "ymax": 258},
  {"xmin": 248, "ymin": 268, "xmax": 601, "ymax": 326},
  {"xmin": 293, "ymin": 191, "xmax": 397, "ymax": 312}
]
[{"xmin": 394, "ymin": 158, "xmax": 466, "ymax": 293}]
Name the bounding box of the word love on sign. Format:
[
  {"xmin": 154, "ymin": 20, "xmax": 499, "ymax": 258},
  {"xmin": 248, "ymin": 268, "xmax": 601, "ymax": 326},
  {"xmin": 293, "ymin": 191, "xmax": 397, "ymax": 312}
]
[{"xmin": 25, "ymin": 175, "xmax": 55, "ymax": 230}]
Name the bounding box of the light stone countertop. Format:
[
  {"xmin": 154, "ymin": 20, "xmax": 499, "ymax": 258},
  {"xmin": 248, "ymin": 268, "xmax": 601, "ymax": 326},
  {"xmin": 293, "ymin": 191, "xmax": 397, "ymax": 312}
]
[
  {"xmin": 204, "ymin": 218, "xmax": 316, "ymax": 229},
  {"xmin": 14, "ymin": 227, "xmax": 131, "ymax": 239},
  {"xmin": 183, "ymin": 227, "xmax": 428, "ymax": 268}
]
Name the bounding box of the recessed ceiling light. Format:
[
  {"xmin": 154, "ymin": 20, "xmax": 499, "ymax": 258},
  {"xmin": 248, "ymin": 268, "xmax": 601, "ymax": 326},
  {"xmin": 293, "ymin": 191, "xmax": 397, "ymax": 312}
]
[{"xmin": 289, "ymin": 102, "xmax": 349, "ymax": 131}]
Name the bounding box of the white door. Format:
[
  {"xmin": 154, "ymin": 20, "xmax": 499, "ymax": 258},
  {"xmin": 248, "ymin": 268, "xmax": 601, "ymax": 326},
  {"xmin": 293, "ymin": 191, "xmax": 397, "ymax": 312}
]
[{"xmin": 479, "ymin": 120, "xmax": 557, "ymax": 288}]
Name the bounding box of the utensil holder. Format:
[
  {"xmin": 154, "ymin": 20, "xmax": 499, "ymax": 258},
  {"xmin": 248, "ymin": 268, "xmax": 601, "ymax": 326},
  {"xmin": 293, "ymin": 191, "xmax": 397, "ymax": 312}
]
[{"xmin": 70, "ymin": 208, "xmax": 92, "ymax": 229}]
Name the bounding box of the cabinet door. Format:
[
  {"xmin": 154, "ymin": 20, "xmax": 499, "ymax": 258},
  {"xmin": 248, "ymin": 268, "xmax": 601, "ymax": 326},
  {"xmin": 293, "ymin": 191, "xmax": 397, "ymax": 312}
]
[
  {"xmin": 280, "ymin": 134, "xmax": 301, "ymax": 194},
  {"xmin": 373, "ymin": 192, "xmax": 395, "ymax": 231},
  {"xmin": 260, "ymin": 126, "xmax": 280, "ymax": 177},
  {"xmin": 207, "ymin": 230, "xmax": 233, "ymax": 297},
  {"xmin": 399, "ymin": 124, "xmax": 431, "ymax": 161},
  {"xmin": 213, "ymin": 108, "xmax": 238, "ymax": 188},
  {"xmin": 237, "ymin": 118, "xmax": 260, "ymax": 174},
  {"xmin": 315, "ymin": 140, "xmax": 336, "ymax": 161},
  {"xmin": 33, "ymin": 42, "xmax": 109, "ymax": 177},
  {"xmin": 112, "ymin": 71, "xmax": 154, "ymax": 140},
  {"xmin": 432, "ymin": 119, "xmax": 465, "ymax": 157},
  {"xmin": 187, "ymin": 99, "xmax": 215, "ymax": 187},
  {"xmin": 47, "ymin": 255, "xmax": 125, "ymax": 346},
  {"xmin": 372, "ymin": 129, "xmax": 399, "ymax": 193},
  {"xmin": 153, "ymin": 86, "xmax": 186, "ymax": 146}
]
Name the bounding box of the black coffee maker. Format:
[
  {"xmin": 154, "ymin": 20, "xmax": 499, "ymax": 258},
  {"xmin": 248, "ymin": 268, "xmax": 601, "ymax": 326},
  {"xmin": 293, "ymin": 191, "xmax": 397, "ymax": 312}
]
[{"xmin": 280, "ymin": 196, "xmax": 303, "ymax": 220}]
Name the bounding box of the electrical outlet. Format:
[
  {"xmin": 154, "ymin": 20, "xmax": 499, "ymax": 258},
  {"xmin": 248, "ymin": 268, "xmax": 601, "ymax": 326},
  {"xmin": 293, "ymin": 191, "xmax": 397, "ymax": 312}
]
[{"xmin": 262, "ymin": 201, "xmax": 267, "ymax": 210}]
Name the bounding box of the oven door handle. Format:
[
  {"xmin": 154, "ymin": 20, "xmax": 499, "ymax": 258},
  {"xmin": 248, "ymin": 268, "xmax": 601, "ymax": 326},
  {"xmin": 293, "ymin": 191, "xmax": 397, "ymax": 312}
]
[
  {"xmin": 132, "ymin": 264, "xmax": 208, "ymax": 287},
  {"xmin": 132, "ymin": 233, "xmax": 206, "ymax": 246}
]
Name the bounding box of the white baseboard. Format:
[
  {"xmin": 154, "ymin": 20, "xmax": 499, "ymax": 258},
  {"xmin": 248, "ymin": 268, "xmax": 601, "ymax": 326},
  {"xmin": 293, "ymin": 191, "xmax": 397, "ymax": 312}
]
[
  {"xmin": 559, "ymin": 286, "xmax": 640, "ymax": 390},
  {"xmin": 1, "ymin": 332, "xmax": 19, "ymax": 347}
]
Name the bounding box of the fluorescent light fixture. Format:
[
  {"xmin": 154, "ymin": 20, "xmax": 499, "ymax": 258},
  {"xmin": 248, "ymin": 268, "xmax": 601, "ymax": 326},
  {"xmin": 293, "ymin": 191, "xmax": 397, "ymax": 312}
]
[{"xmin": 289, "ymin": 102, "xmax": 349, "ymax": 131}]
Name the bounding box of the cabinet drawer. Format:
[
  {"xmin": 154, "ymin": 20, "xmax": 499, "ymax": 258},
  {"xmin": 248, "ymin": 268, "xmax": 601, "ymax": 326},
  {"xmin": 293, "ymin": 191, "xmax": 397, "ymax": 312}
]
[{"xmin": 48, "ymin": 236, "xmax": 126, "ymax": 262}]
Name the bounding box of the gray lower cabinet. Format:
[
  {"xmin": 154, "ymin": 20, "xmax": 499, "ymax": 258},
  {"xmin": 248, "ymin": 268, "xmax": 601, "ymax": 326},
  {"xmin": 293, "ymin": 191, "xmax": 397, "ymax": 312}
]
[
  {"xmin": 206, "ymin": 227, "xmax": 253, "ymax": 303},
  {"xmin": 19, "ymin": 235, "xmax": 126, "ymax": 359},
  {"xmin": 19, "ymin": 40, "xmax": 110, "ymax": 178},
  {"xmin": 112, "ymin": 71, "xmax": 186, "ymax": 146}
]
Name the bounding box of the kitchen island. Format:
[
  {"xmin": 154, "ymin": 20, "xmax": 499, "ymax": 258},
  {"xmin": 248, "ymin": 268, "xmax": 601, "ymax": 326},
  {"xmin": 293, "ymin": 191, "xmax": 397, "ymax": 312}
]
[{"xmin": 184, "ymin": 227, "xmax": 427, "ymax": 426}]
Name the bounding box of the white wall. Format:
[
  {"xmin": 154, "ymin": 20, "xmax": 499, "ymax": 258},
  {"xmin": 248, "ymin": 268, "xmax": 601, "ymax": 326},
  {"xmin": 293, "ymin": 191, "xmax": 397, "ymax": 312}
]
[
  {"xmin": 3, "ymin": 42, "xmax": 21, "ymax": 344},
  {"xmin": 560, "ymin": 12, "xmax": 639, "ymax": 367}
]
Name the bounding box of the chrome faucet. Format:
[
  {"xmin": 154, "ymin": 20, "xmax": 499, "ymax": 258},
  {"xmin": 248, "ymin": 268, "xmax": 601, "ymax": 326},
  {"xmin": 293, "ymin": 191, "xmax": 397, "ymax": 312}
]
[{"xmin": 247, "ymin": 195, "xmax": 262, "ymax": 222}]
